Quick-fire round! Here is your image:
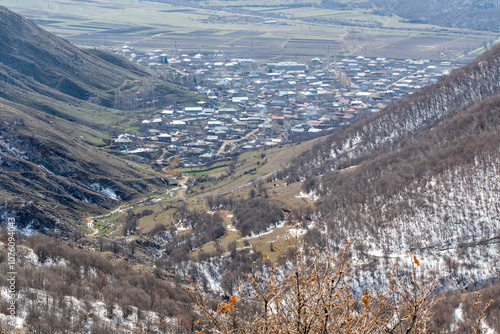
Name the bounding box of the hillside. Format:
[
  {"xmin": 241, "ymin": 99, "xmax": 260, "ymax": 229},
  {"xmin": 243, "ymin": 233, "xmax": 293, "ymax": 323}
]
[
  {"xmin": 271, "ymin": 45, "xmax": 500, "ymax": 291},
  {"xmin": 0, "ymin": 98, "xmax": 168, "ymax": 231},
  {"xmin": 0, "ymin": 5, "xmax": 190, "ymax": 110},
  {"xmin": 281, "ymin": 45, "xmax": 500, "ymax": 177},
  {"xmin": 372, "ymin": 0, "xmax": 500, "ymax": 31},
  {"xmin": 0, "ymin": 6, "xmax": 195, "ymax": 128},
  {"xmin": 320, "ymin": 0, "xmax": 500, "ymax": 32},
  {"xmin": 0, "ymin": 234, "xmax": 196, "ymax": 333},
  {"xmin": 0, "ymin": 6, "xmax": 195, "ymax": 230}
]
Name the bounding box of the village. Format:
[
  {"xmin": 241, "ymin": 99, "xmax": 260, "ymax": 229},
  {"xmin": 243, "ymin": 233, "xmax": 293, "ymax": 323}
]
[{"xmin": 111, "ymin": 46, "xmax": 460, "ymax": 169}]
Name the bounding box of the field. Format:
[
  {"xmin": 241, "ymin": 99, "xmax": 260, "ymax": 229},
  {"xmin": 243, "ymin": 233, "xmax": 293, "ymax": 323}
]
[
  {"xmin": 84, "ymin": 135, "xmax": 322, "ymax": 258},
  {"xmin": 4, "ymin": 0, "xmax": 498, "ymax": 60}
]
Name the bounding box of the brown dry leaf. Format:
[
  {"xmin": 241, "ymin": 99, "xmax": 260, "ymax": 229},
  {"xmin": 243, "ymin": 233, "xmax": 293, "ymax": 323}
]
[{"xmin": 362, "ymin": 294, "xmax": 371, "ymax": 307}]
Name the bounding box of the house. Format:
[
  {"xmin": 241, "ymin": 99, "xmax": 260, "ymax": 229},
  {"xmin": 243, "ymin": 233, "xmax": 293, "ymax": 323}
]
[
  {"xmin": 338, "ymin": 98, "xmax": 351, "ymax": 105},
  {"xmin": 207, "ymin": 120, "xmax": 224, "ymax": 127},
  {"xmin": 185, "ymin": 107, "xmax": 203, "ymax": 115},
  {"xmin": 292, "ymin": 127, "xmax": 305, "ymax": 134},
  {"xmin": 354, "ymin": 92, "xmax": 372, "ymax": 101},
  {"xmin": 200, "ymin": 153, "xmax": 218, "ymax": 161},
  {"xmin": 162, "ymin": 109, "xmax": 176, "ymax": 116},
  {"xmin": 204, "ymin": 134, "xmax": 218, "ymax": 141},
  {"xmin": 271, "ymin": 100, "xmax": 285, "ymax": 106},
  {"xmin": 234, "ymin": 121, "xmax": 248, "ymax": 129},
  {"xmin": 232, "ymin": 96, "xmax": 249, "ymax": 103},
  {"xmin": 268, "ymin": 62, "xmax": 307, "ymax": 71},
  {"xmin": 241, "ymin": 145, "xmax": 255, "ymax": 150},
  {"xmin": 158, "ymin": 134, "xmax": 172, "ymax": 143},
  {"xmin": 272, "ymin": 115, "xmax": 285, "ymax": 125},
  {"xmin": 114, "ymin": 134, "xmax": 136, "ymax": 148},
  {"xmin": 219, "ymin": 107, "xmax": 238, "ymax": 115},
  {"xmin": 169, "ymin": 120, "xmax": 187, "ymax": 129}
]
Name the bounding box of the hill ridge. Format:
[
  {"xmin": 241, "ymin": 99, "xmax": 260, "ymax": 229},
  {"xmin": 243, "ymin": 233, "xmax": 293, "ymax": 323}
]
[{"xmin": 0, "ymin": 7, "xmax": 190, "ymax": 230}]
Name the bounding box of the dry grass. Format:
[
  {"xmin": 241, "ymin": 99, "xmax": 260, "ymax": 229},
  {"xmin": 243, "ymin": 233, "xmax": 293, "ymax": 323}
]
[{"xmin": 190, "ymin": 208, "xmax": 303, "ymax": 263}]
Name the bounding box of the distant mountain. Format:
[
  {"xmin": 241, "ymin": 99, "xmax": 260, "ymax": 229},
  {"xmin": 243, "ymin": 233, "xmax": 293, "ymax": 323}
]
[
  {"xmin": 321, "ymin": 0, "xmax": 500, "ymax": 32},
  {"xmin": 0, "ymin": 6, "xmax": 191, "ymax": 231},
  {"xmin": 375, "ymin": 0, "xmax": 500, "ymax": 31},
  {"xmin": 279, "ymin": 45, "xmax": 500, "ymax": 287}
]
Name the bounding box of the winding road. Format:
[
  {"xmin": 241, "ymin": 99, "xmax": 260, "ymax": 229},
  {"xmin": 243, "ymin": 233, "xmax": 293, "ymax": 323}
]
[
  {"xmin": 216, "ymin": 127, "xmax": 261, "ymax": 155},
  {"xmin": 85, "ymin": 174, "xmax": 190, "ymax": 236}
]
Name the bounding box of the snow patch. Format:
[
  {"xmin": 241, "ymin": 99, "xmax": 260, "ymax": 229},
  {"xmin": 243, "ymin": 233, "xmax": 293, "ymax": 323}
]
[
  {"xmin": 38, "ymin": 165, "xmax": 54, "ymax": 175},
  {"xmin": 284, "ymin": 228, "xmax": 307, "ymax": 238},
  {"xmin": 122, "ymin": 147, "xmax": 156, "ymax": 154},
  {"xmin": 90, "ymin": 183, "xmax": 120, "ymax": 200},
  {"xmin": 450, "ymin": 304, "xmax": 463, "ymax": 332},
  {"xmin": 3, "ymin": 142, "xmax": 27, "ymax": 158},
  {"xmin": 226, "ymin": 224, "xmax": 238, "ymax": 232},
  {"xmin": 296, "ymin": 191, "xmax": 319, "ymax": 202},
  {"xmin": 243, "ymin": 221, "xmax": 286, "ymax": 239},
  {"xmin": 176, "ymin": 224, "xmax": 189, "ymax": 232}
]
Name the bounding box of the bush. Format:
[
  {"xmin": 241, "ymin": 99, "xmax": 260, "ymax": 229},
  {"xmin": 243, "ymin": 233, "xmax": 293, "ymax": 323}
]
[{"xmin": 191, "ymin": 240, "xmax": 443, "ymax": 333}]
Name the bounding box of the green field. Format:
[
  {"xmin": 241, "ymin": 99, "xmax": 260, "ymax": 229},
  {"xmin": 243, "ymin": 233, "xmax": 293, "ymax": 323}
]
[
  {"xmin": 82, "ymin": 136, "xmax": 321, "ymax": 256},
  {"xmin": 5, "ymin": 0, "xmax": 497, "ymax": 60},
  {"xmin": 181, "ymin": 161, "xmax": 230, "ymax": 176}
]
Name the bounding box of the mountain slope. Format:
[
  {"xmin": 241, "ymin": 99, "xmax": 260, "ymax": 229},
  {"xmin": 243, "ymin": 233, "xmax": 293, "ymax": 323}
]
[
  {"xmin": 0, "ymin": 6, "xmax": 193, "ymax": 130},
  {"xmin": 284, "ymin": 45, "xmax": 500, "ymax": 179},
  {"xmin": 0, "ymin": 7, "xmax": 194, "ymax": 230},
  {"xmin": 0, "ymin": 4, "xmax": 137, "ymax": 110},
  {"xmin": 1, "ymin": 5, "xmax": 161, "ymax": 107},
  {"xmin": 0, "ymin": 97, "xmax": 168, "ymax": 231},
  {"xmin": 274, "ymin": 45, "xmax": 500, "ymax": 288},
  {"xmin": 320, "ymin": 0, "xmax": 500, "ymax": 31},
  {"xmin": 371, "ymin": 0, "xmax": 500, "ymax": 31}
]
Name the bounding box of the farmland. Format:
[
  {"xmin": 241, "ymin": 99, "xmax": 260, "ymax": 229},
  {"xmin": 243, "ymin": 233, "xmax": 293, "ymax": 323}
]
[{"xmin": 3, "ymin": 0, "xmax": 498, "ymax": 60}]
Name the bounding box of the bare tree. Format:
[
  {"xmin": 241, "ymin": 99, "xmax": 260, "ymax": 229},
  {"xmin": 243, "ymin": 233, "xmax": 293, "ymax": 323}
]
[
  {"xmin": 190, "ymin": 239, "xmax": 443, "ymax": 334},
  {"xmin": 385, "ymin": 256, "xmax": 441, "ymax": 333}
]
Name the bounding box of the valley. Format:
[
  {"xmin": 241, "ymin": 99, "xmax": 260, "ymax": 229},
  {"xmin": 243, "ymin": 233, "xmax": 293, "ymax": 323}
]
[{"xmin": 0, "ymin": 1, "xmax": 499, "ymax": 333}]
